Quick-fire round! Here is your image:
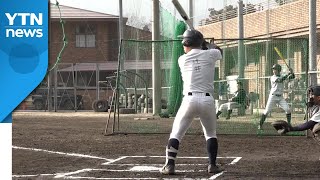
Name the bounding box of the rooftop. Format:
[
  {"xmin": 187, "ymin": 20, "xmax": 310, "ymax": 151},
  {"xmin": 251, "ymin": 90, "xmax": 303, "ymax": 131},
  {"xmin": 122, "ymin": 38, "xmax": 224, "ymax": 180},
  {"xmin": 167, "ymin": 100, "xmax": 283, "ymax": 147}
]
[{"xmin": 50, "ymin": 3, "xmax": 119, "ymax": 19}]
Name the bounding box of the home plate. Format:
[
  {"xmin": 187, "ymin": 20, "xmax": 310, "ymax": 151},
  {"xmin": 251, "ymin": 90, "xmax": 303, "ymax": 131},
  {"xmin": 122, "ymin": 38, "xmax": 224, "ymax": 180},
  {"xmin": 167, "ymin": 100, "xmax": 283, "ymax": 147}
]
[{"xmin": 130, "ymin": 166, "xmax": 160, "ymax": 172}]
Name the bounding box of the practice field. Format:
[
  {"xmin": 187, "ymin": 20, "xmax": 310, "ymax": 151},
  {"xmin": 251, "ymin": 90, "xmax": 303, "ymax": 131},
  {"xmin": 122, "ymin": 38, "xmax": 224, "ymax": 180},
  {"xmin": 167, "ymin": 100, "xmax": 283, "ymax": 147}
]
[{"xmin": 12, "ymin": 112, "xmax": 320, "ymax": 179}]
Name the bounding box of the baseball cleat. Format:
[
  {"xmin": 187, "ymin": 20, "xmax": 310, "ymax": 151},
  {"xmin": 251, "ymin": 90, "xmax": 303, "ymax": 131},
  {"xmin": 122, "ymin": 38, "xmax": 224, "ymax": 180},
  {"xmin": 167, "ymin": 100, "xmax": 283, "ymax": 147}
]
[
  {"xmin": 208, "ymin": 164, "xmax": 223, "ymax": 174},
  {"xmin": 160, "ymin": 164, "xmax": 175, "ymax": 175}
]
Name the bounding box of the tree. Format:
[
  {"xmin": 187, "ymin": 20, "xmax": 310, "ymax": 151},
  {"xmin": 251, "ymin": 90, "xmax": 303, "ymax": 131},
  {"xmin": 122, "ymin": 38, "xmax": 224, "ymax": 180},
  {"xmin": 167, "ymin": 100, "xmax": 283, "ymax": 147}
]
[
  {"xmin": 275, "ymin": 0, "xmax": 286, "ymax": 5},
  {"xmin": 142, "ymin": 24, "xmax": 150, "ymax": 32},
  {"xmin": 275, "ymin": 0, "xmax": 298, "ymax": 5}
]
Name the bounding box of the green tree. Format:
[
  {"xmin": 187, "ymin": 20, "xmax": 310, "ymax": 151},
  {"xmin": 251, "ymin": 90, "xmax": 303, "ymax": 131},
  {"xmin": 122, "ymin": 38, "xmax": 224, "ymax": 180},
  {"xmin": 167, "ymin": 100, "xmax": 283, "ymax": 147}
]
[
  {"xmin": 275, "ymin": 0, "xmax": 285, "ymax": 5},
  {"xmin": 275, "ymin": 0, "xmax": 298, "ymax": 5}
]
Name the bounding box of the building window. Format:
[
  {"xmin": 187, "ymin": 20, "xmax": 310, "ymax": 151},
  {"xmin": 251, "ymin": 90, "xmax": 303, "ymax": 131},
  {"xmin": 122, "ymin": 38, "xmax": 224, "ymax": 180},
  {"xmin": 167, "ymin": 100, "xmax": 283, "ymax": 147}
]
[{"xmin": 76, "ymin": 24, "xmax": 96, "ymax": 48}]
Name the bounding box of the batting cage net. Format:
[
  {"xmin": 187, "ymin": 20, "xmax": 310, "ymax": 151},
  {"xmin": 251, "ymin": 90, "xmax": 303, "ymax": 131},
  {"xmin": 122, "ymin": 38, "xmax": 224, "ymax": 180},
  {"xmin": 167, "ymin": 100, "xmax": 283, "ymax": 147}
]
[
  {"xmin": 20, "ymin": 0, "xmax": 312, "ymax": 136},
  {"xmin": 110, "ymin": 37, "xmax": 309, "ymax": 136}
]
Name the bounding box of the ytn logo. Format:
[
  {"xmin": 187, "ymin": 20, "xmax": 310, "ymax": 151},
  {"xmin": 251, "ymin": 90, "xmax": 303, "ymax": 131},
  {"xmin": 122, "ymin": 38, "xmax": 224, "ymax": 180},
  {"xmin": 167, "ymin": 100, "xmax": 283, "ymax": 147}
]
[{"xmin": 5, "ymin": 13, "xmax": 43, "ymax": 38}]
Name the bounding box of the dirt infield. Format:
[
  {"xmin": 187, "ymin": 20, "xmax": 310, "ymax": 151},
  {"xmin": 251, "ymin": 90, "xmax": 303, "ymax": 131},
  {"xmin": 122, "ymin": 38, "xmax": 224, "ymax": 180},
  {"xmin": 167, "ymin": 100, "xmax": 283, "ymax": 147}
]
[{"xmin": 12, "ymin": 112, "xmax": 320, "ymax": 179}]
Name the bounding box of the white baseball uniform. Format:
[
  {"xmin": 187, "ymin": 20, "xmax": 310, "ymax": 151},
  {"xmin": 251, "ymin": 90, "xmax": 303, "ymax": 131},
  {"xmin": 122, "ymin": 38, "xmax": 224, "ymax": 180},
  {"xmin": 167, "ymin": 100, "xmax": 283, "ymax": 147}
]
[
  {"xmin": 169, "ymin": 49, "xmax": 222, "ymax": 141},
  {"xmin": 309, "ymin": 105, "xmax": 320, "ymax": 123},
  {"xmin": 263, "ymin": 74, "xmax": 291, "ymax": 115}
]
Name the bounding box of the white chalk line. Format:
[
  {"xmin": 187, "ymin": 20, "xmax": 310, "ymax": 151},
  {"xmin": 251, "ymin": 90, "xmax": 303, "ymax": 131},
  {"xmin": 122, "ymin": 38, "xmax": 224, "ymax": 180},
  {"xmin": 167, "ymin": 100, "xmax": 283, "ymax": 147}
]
[
  {"xmin": 209, "ymin": 157, "xmax": 241, "ymax": 179},
  {"xmin": 54, "ymin": 156, "xmax": 127, "ymax": 178},
  {"xmin": 209, "ymin": 171, "xmax": 226, "ymax": 179},
  {"xmin": 64, "ymin": 177, "xmax": 158, "ymax": 180},
  {"xmin": 101, "ymin": 155, "xmax": 242, "ymax": 165},
  {"xmin": 101, "ymin": 156, "xmax": 242, "ymax": 180},
  {"xmin": 12, "ymin": 150, "xmax": 242, "ymax": 179},
  {"xmin": 107, "ymin": 163, "xmax": 207, "ymax": 166},
  {"xmin": 60, "ymin": 168, "xmax": 207, "ymax": 172},
  {"xmin": 117, "ymin": 155, "xmax": 241, "ymax": 159},
  {"xmin": 229, "ymin": 157, "xmax": 242, "ymax": 165},
  {"xmin": 13, "ymin": 174, "xmax": 56, "ymax": 178},
  {"xmin": 57, "ymin": 168, "xmax": 222, "ymax": 180},
  {"xmin": 13, "ymin": 146, "xmax": 113, "ymax": 161},
  {"xmin": 54, "ymin": 168, "xmax": 94, "ymax": 179},
  {"xmin": 58, "ymin": 168, "xmax": 208, "ymax": 180}
]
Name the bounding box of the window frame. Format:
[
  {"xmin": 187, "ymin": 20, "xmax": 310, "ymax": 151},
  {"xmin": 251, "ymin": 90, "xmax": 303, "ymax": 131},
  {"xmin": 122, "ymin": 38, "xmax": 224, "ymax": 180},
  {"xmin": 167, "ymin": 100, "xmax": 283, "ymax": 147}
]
[{"xmin": 75, "ymin": 24, "xmax": 96, "ymax": 48}]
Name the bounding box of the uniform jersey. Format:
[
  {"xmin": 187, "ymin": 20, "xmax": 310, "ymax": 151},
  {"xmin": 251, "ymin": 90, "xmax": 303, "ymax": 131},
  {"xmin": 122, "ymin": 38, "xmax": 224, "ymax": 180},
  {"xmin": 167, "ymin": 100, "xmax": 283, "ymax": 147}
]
[
  {"xmin": 269, "ymin": 75, "xmax": 285, "ymax": 95},
  {"xmin": 178, "ymin": 49, "xmax": 222, "ymax": 95},
  {"xmin": 231, "ymin": 88, "xmax": 247, "ymax": 104},
  {"xmin": 309, "ymin": 105, "xmax": 320, "ymax": 123},
  {"xmin": 263, "ymin": 74, "xmax": 291, "ymax": 115}
]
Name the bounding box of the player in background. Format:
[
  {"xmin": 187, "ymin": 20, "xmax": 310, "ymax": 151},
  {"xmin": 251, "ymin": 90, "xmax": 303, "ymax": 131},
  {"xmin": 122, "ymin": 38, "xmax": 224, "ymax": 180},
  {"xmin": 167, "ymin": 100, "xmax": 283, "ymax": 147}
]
[
  {"xmin": 258, "ymin": 64, "xmax": 295, "ymax": 130},
  {"xmin": 216, "ymin": 81, "xmax": 247, "ymax": 120},
  {"xmin": 160, "ymin": 29, "xmax": 223, "ymax": 175}
]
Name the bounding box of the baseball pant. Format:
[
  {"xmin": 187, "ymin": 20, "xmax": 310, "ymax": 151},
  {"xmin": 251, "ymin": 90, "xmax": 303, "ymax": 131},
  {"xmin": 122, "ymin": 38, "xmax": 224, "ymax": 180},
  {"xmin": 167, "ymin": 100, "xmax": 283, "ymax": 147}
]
[
  {"xmin": 218, "ymin": 102, "xmax": 241, "ymax": 112},
  {"xmin": 169, "ymin": 92, "xmax": 217, "ymax": 141},
  {"xmin": 263, "ymin": 94, "xmax": 291, "ymax": 115}
]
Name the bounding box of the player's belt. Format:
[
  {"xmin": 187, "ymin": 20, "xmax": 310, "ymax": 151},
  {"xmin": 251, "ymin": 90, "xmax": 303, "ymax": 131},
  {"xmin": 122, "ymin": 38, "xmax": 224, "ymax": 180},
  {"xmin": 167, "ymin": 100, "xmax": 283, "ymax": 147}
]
[
  {"xmin": 272, "ymin": 94, "xmax": 281, "ymax": 97},
  {"xmin": 188, "ymin": 92, "xmax": 210, "ymax": 96}
]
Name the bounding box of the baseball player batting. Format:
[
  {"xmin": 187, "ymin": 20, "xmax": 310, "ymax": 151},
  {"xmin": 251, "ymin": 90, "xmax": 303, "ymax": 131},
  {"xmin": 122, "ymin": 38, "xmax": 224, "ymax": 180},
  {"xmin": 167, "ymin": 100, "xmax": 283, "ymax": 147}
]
[
  {"xmin": 258, "ymin": 64, "xmax": 295, "ymax": 130},
  {"xmin": 160, "ymin": 29, "xmax": 223, "ymax": 175}
]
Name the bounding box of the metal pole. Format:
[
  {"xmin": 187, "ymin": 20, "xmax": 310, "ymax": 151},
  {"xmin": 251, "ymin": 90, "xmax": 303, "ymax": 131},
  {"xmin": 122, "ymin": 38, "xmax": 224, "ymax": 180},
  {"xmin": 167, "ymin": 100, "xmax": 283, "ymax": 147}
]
[
  {"xmin": 96, "ymin": 63, "xmax": 99, "ymax": 100},
  {"xmin": 238, "ymin": 0, "xmax": 244, "ymax": 79},
  {"xmin": 287, "ymin": 39, "xmax": 291, "ymax": 68},
  {"xmin": 152, "ymin": 0, "xmax": 161, "ymax": 115},
  {"xmin": 73, "ymin": 64, "xmax": 77, "ymax": 111},
  {"xmin": 112, "ymin": 39, "xmax": 123, "ymax": 134},
  {"xmin": 135, "ymin": 33, "xmax": 140, "ymax": 110},
  {"xmin": 309, "ymin": 0, "xmax": 317, "ymax": 86},
  {"xmin": 48, "ymin": 6, "xmax": 52, "ymax": 112},
  {"xmin": 119, "ymin": 0, "xmax": 123, "ymax": 43},
  {"xmin": 264, "ymin": 0, "xmax": 271, "ymax": 107},
  {"xmin": 221, "ymin": 0, "xmax": 226, "ymax": 79},
  {"xmin": 47, "ymin": 72, "xmax": 52, "ymax": 111},
  {"xmin": 119, "ymin": 0, "xmax": 124, "ymax": 72},
  {"xmin": 54, "ymin": 67, "xmax": 58, "ymax": 112}
]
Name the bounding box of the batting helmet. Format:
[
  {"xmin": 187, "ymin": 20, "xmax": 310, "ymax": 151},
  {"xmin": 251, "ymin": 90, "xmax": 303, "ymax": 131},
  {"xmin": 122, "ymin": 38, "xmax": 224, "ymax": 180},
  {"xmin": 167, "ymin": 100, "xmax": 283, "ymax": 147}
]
[
  {"xmin": 179, "ymin": 29, "xmax": 204, "ymax": 47},
  {"xmin": 237, "ymin": 81, "xmax": 243, "ymax": 87},
  {"xmin": 272, "ymin": 64, "xmax": 282, "ymax": 71}
]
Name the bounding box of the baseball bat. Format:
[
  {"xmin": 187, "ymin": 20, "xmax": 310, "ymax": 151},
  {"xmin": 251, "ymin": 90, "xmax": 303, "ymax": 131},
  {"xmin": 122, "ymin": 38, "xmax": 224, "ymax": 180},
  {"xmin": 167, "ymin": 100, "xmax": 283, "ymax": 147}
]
[
  {"xmin": 172, "ymin": 0, "xmax": 194, "ymax": 29},
  {"xmin": 274, "ymin": 47, "xmax": 290, "ymax": 68}
]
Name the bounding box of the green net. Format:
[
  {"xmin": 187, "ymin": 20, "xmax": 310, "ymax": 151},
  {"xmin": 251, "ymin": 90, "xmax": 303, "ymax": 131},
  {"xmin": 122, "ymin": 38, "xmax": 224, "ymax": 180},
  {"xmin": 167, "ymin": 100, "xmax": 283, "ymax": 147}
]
[
  {"xmin": 215, "ymin": 38, "xmax": 308, "ymax": 136},
  {"xmin": 167, "ymin": 22, "xmax": 185, "ymax": 116},
  {"xmin": 115, "ymin": 37, "xmax": 309, "ymax": 136}
]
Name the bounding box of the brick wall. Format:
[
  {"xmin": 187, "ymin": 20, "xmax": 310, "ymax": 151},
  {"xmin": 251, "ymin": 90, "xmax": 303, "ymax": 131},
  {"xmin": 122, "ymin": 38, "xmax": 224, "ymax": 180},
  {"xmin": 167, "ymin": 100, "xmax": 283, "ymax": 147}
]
[
  {"xmin": 50, "ymin": 21, "xmax": 117, "ymax": 65},
  {"xmin": 50, "ymin": 20, "xmax": 152, "ymax": 66}
]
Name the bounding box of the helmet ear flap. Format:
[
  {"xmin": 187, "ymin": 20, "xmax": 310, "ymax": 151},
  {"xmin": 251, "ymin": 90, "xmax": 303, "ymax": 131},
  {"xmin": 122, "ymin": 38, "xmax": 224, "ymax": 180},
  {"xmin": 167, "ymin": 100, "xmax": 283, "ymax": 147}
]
[{"xmin": 182, "ymin": 39, "xmax": 192, "ymax": 47}]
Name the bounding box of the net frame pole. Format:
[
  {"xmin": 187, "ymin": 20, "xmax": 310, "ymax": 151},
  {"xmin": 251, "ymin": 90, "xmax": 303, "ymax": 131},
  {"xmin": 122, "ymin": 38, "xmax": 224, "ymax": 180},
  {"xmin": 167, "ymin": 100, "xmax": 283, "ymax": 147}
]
[{"xmin": 152, "ymin": 0, "xmax": 161, "ymax": 115}]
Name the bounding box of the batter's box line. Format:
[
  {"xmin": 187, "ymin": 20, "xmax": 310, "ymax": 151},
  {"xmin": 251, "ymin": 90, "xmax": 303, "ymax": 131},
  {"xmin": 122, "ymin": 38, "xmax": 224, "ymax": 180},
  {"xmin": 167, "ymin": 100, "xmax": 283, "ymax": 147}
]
[
  {"xmin": 102, "ymin": 156, "xmax": 242, "ymax": 165},
  {"xmin": 54, "ymin": 156, "xmax": 127, "ymax": 178},
  {"xmin": 12, "ymin": 146, "xmax": 114, "ymax": 161},
  {"xmin": 53, "ymin": 156, "xmax": 241, "ymax": 179},
  {"xmin": 54, "ymin": 168, "xmax": 226, "ymax": 180}
]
